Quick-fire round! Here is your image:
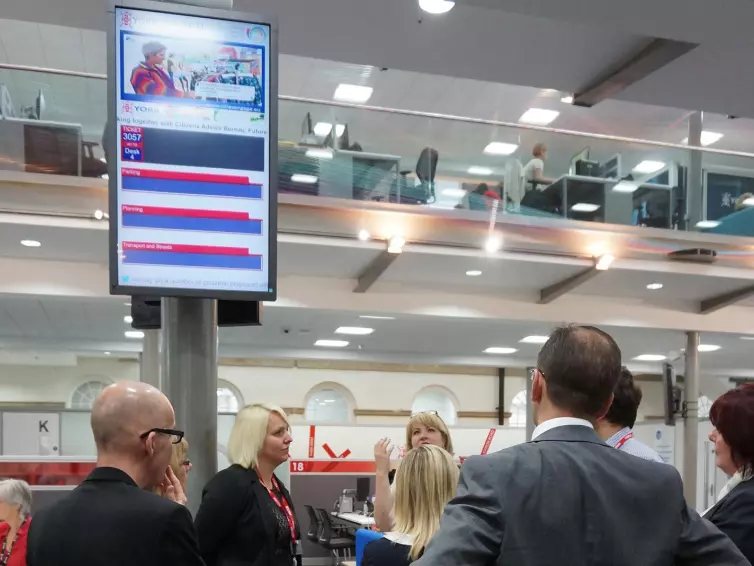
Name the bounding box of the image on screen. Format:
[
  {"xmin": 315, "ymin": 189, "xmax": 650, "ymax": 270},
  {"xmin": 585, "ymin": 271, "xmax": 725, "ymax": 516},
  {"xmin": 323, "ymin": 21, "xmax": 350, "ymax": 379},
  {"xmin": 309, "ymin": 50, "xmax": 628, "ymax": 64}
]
[{"xmin": 113, "ymin": 6, "xmax": 273, "ymax": 297}]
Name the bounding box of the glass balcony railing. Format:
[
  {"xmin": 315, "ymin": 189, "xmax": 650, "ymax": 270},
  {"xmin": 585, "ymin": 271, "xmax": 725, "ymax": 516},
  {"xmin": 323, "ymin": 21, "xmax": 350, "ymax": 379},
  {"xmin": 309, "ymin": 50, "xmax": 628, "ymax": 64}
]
[{"xmin": 1, "ymin": 64, "xmax": 754, "ymax": 240}]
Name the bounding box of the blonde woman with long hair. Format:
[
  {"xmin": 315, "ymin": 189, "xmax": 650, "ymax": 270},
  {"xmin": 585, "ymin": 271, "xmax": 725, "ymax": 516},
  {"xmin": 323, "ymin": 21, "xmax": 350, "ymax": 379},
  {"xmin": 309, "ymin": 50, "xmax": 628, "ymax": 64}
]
[
  {"xmin": 363, "ymin": 445, "xmax": 458, "ymax": 566},
  {"xmin": 373, "ymin": 411, "xmax": 454, "ymax": 531}
]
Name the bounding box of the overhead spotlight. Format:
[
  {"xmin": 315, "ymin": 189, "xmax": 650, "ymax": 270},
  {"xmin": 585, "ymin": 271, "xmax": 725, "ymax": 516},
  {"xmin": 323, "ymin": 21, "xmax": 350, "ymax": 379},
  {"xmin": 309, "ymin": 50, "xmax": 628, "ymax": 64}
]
[
  {"xmin": 388, "ymin": 235, "xmax": 405, "ymax": 254},
  {"xmin": 101, "ymin": 173, "xmax": 109, "ymax": 180},
  {"xmin": 358, "ymin": 229, "xmax": 370, "ymax": 241},
  {"xmin": 560, "ymin": 95, "xmax": 574, "ymax": 104},
  {"xmin": 418, "ymin": 0, "xmax": 455, "ymax": 14},
  {"xmin": 595, "ymin": 254, "xmax": 614, "ymax": 271},
  {"xmin": 20, "ymin": 240, "xmax": 41, "ymax": 248},
  {"xmin": 94, "ymin": 209, "xmax": 105, "ymax": 220},
  {"xmin": 485, "ymin": 235, "xmax": 502, "ymax": 254}
]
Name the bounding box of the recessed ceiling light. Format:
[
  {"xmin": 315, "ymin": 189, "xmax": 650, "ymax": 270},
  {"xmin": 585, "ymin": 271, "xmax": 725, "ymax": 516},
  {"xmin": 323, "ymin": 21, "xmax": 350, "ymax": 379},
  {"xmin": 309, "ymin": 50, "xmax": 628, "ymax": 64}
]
[
  {"xmin": 468, "ymin": 166, "xmax": 493, "ymax": 176},
  {"xmin": 484, "ymin": 235, "xmax": 502, "ymax": 254},
  {"xmin": 466, "ymin": 270, "xmax": 482, "ymax": 277},
  {"xmin": 571, "ymin": 203, "xmax": 600, "ymax": 213},
  {"xmin": 124, "ymin": 315, "xmax": 133, "ymax": 324},
  {"xmin": 520, "ymin": 335, "xmax": 549, "ymax": 344},
  {"xmin": 483, "ymin": 142, "xmax": 518, "ymax": 155},
  {"xmin": 484, "ymin": 347, "xmax": 518, "ymax": 355},
  {"xmin": 595, "ymin": 254, "xmax": 615, "ymax": 271},
  {"xmin": 104, "ymin": 351, "xmax": 111, "ymax": 355},
  {"xmin": 442, "ymin": 188, "xmax": 467, "ymax": 198},
  {"xmin": 313, "ymin": 122, "xmax": 333, "ymax": 137},
  {"xmin": 646, "ymin": 283, "xmax": 664, "ymax": 290},
  {"xmin": 20, "ymin": 240, "xmax": 41, "ymax": 248},
  {"xmin": 125, "ymin": 330, "xmax": 145, "ymax": 339},
  {"xmin": 358, "ymin": 229, "xmax": 370, "ymax": 241},
  {"xmin": 418, "ymin": 0, "xmax": 455, "ymax": 13},
  {"xmin": 388, "ymin": 235, "xmax": 405, "ymax": 254},
  {"xmin": 633, "ymin": 160, "xmax": 665, "ymax": 174},
  {"xmin": 698, "ymin": 344, "xmax": 721, "ymax": 352},
  {"xmin": 305, "ymin": 148, "xmax": 334, "ymax": 160},
  {"xmin": 743, "ymin": 197, "xmax": 754, "ymax": 207},
  {"xmin": 682, "ymin": 131, "xmax": 724, "ymax": 146},
  {"xmin": 519, "ymin": 108, "xmax": 559, "ymax": 126},
  {"xmin": 94, "ymin": 209, "xmax": 105, "ymax": 220},
  {"xmin": 560, "ymin": 95, "xmax": 574, "ymax": 104},
  {"xmin": 336, "ymin": 326, "xmax": 374, "ymax": 335},
  {"xmin": 360, "ymin": 315, "xmax": 395, "ymax": 320},
  {"xmin": 612, "ymin": 180, "xmax": 639, "ymax": 193},
  {"xmin": 740, "ymin": 336, "xmax": 754, "ymax": 341},
  {"xmin": 634, "ymin": 354, "xmax": 667, "ymax": 361},
  {"xmin": 291, "ymin": 174, "xmax": 318, "ymax": 184},
  {"xmin": 315, "ymin": 339, "xmax": 349, "ymax": 348},
  {"xmin": 333, "ymin": 84, "xmax": 373, "ymax": 103},
  {"xmin": 695, "ymin": 220, "xmax": 720, "ymax": 229}
]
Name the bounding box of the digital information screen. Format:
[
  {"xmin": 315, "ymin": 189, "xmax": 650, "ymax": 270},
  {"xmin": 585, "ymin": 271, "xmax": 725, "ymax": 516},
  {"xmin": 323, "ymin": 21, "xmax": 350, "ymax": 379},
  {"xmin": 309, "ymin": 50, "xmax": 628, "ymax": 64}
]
[{"xmin": 109, "ymin": 2, "xmax": 276, "ymax": 299}]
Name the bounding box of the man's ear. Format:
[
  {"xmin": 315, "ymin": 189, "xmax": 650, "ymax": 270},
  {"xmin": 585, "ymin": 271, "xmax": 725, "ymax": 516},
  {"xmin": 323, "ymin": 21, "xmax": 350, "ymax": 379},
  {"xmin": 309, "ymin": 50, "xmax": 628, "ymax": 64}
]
[{"xmin": 532, "ymin": 370, "xmax": 544, "ymax": 404}]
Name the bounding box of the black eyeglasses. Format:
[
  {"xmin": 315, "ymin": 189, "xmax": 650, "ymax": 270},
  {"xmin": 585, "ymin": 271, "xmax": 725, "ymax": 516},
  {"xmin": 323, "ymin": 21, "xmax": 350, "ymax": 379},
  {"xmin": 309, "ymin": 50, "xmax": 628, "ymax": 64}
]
[{"xmin": 140, "ymin": 428, "xmax": 184, "ymax": 445}]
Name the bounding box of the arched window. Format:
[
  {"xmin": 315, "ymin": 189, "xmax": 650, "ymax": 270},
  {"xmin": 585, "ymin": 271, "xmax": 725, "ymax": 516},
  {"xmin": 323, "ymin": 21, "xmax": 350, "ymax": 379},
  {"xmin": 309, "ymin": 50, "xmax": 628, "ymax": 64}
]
[
  {"xmin": 69, "ymin": 380, "xmax": 112, "ymax": 409},
  {"xmin": 411, "ymin": 387, "xmax": 457, "ymax": 426},
  {"xmin": 217, "ymin": 379, "xmax": 244, "ymax": 414},
  {"xmin": 305, "ymin": 384, "xmax": 353, "ymax": 423},
  {"xmin": 698, "ymin": 395, "xmax": 712, "ymax": 420},
  {"xmin": 509, "ymin": 389, "xmax": 527, "ymax": 428}
]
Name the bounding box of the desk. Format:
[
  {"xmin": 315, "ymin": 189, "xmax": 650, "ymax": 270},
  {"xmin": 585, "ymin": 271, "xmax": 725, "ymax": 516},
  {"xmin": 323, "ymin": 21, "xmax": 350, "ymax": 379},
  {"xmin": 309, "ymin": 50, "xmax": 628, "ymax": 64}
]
[
  {"xmin": 332, "ymin": 512, "xmax": 375, "ymax": 528},
  {"xmin": 319, "ymin": 149, "xmax": 401, "ymax": 201}
]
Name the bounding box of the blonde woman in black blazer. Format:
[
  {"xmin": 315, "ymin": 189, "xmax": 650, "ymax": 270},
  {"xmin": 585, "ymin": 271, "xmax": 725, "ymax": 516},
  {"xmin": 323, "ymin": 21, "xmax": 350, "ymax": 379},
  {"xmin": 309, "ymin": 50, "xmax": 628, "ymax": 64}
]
[{"xmin": 195, "ymin": 404, "xmax": 301, "ymax": 566}]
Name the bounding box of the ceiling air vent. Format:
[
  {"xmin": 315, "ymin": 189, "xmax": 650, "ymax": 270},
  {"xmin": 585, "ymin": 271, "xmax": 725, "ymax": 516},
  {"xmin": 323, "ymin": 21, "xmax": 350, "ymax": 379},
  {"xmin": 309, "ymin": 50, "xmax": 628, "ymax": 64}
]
[{"xmin": 667, "ymin": 248, "xmax": 717, "ymax": 264}]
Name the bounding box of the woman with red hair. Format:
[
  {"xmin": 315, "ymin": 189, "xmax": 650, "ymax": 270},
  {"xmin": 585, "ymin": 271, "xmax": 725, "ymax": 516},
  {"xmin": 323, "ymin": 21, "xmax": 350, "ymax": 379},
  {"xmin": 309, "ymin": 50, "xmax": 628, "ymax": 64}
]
[{"xmin": 704, "ymin": 383, "xmax": 754, "ymax": 563}]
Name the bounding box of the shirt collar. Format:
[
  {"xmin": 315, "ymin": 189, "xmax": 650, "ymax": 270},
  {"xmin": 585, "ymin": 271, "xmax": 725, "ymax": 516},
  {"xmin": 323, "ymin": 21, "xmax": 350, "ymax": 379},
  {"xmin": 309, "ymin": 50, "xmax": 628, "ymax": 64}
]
[
  {"xmin": 531, "ymin": 417, "xmax": 593, "ymax": 440},
  {"xmin": 605, "ymin": 426, "xmax": 633, "ymax": 448}
]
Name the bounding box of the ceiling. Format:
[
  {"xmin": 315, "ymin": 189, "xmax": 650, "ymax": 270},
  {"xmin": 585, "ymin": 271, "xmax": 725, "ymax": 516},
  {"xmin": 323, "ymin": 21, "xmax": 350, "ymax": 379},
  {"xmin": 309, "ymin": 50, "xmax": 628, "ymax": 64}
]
[
  {"xmin": 4, "ymin": 0, "xmax": 754, "ymax": 119},
  {"xmin": 0, "ymin": 294, "xmax": 752, "ymax": 378}
]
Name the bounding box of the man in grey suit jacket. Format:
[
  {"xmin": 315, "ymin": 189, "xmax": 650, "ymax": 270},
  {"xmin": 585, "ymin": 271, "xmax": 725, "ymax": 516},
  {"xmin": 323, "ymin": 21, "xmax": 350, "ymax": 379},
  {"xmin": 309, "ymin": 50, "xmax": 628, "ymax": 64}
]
[{"xmin": 415, "ymin": 325, "xmax": 749, "ymax": 566}]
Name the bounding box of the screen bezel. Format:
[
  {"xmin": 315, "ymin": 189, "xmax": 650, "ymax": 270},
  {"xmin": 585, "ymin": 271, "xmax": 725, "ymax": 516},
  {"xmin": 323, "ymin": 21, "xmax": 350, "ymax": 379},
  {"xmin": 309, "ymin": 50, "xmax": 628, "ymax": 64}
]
[{"xmin": 106, "ymin": 0, "xmax": 278, "ymax": 301}]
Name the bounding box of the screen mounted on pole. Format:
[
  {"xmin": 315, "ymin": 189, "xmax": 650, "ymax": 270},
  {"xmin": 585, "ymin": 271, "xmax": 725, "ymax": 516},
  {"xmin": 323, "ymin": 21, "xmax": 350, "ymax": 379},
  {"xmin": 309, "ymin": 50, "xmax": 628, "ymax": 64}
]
[{"xmin": 108, "ymin": 0, "xmax": 277, "ymax": 300}]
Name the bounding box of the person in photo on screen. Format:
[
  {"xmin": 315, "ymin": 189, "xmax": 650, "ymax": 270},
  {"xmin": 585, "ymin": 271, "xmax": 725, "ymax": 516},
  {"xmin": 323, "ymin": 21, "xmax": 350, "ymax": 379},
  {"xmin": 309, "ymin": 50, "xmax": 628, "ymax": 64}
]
[
  {"xmin": 373, "ymin": 411, "xmax": 455, "ymax": 531},
  {"xmin": 594, "ymin": 367, "xmax": 664, "ymax": 462},
  {"xmin": 194, "ymin": 404, "xmax": 302, "ymax": 566},
  {"xmin": 130, "ymin": 41, "xmax": 191, "ymax": 98},
  {"xmin": 362, "ymin": 445, "xmax": 459, "ymax": 566},
  {"xmin": 0, "ymin": 479, "xmax": 33, "ymax": 566}
]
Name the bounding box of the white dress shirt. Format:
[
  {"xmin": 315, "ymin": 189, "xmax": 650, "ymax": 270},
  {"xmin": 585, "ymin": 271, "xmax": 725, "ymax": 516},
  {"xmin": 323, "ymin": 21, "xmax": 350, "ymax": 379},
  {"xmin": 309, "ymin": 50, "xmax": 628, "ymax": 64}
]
[{"xmin": 531, "ymin": 417, "xmax": 593, "ymax": 440}]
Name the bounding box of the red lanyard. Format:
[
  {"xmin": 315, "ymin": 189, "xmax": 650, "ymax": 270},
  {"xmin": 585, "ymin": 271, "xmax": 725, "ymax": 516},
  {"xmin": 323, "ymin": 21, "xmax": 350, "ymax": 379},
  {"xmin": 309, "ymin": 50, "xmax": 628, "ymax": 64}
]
[
  {"xmin": 614, "ymin": 431, "xmax": 634, "ymax": 450},
  {"xmin": 259, "ymin": 472, "xmax": 297, "ymax": 543}
]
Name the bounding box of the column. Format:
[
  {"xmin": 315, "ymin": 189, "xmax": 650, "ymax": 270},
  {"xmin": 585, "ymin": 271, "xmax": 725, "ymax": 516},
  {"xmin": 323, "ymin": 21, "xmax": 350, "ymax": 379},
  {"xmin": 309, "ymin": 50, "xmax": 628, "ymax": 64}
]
[
  {"xmin": 683, "ymin": 331, "xmax": 700, "ymax": 507},
  {"xmin": 140, "ymin": 329, "xmax": 161, "ymax": 389},
  {"xmin": 686, "ymin": 112, "xmax": 703, "ymax": 229},
  {"xmin": 525, "ymin": 367, "xmax": 535, "ymax": 441},
  {"xmin": 162, "ymin": 297, "xmax": 218, "ymax": 516}
]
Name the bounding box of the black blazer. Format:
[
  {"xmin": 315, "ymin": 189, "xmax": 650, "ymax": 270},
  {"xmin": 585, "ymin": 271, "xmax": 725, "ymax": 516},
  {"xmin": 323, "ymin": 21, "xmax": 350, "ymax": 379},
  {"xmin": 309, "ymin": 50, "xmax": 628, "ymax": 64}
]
[
  {"xmin": 705, "ymin": 477, "xmax": 754, "ymax": 564},
  {"xmin": 195, "ymin": 464, "xmax": 301, "ymax": 566},
  {"xmin": 27, "ymin": 467, "xmax": 203, "ymax": 566}
]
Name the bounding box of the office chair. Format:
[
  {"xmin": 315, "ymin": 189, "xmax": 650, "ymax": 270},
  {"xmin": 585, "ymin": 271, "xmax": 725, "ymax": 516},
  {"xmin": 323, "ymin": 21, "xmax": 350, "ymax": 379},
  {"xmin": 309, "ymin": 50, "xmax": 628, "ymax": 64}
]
[
  {"xmin": 81, "ymin": 141, "xmax": 108, "ymax": 178},
  {"xmin": 315, "ymin": 508, "xmax": 355, "ymax": 564},
  {"xmin": 304, "ymin": 505, "xmax": 323, "ymax": 544},
  {"xmin": 394, "ymin": 147, "xmax": 438, "ymax": 205}
]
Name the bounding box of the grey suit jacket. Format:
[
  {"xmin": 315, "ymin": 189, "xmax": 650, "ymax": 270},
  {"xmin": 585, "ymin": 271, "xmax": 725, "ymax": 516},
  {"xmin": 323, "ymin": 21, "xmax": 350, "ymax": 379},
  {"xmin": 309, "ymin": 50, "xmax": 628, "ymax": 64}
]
[{"xmin": 415, "ymin": 425, "xmax": 749, "ymax": 566}]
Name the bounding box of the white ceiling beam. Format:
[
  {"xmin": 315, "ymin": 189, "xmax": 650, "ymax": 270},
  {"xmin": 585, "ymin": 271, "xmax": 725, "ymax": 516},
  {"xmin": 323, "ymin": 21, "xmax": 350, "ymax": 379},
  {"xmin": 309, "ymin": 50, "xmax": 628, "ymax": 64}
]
[
  {"xmin": 700, "ymin": 284, "xmax": 754, "ymax": 315},
  {"xmin": 354, "ymin": 250, "xmax": 399, "ymax": 293},
  {"xmin": 538, "ymin": 265, "xmax": 602, "ymax": 304}
]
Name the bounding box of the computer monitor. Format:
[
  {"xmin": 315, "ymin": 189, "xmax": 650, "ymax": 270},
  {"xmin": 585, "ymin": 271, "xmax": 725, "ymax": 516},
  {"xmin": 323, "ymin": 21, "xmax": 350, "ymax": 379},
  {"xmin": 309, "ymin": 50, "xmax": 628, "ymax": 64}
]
[
  {"xmin": 0, "ymin": 85, "xmax": 15, "ymax": 118},
  {"xmin": 301, "ymin": 112, "xmax": 313, "ymax": 138},
  {"xmin": 356, "ymin": 477, "xmax": 370, "ymax": 503},
  {"xmin": 601, "ymin": 155, "xmax": 621, "ymax": 179},
  {"xmin": 569, "ymin": 147, "xmax": 590, "ymax": 175}
]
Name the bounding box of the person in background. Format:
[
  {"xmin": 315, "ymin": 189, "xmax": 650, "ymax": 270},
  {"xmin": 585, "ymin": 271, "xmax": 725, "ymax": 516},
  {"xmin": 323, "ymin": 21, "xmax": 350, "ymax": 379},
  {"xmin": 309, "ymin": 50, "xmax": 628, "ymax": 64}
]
[
  {"xmin": 362, "ymin": 445, "xmax": 458, "ymax": 566},
  {"xmin": 414, "ymin": 325, "xmax": 748, "ymax": 566},
  {"xmin": 154, "ymin": 439, "xmax": 191, "ymax": 499},
  {"xmin": 373, "ymin": 411, "xmax": 454, "ymax": 531},
  {"xmin": 130, "ymin": 41, "xmax": 189, "ymax": 98},
  {"xmin": 0, "ymin": 479, "xmax": 32, "ymax": 566},
  {"xmin": 594, "ymin": 367, "xmax": 664, "ymax": 462},
  {"xmin": 195, "ymin": 404, "xmax": 301, "ymax": 566},
  {"xmin": 27, "ymin": 381, "xmax": 200, "ymax": 566},
  {"xmin": 703, "ymin": 383, "xmax": 754, "ymax": 563},
  {"xmin": 522, "ymin": 142, "xmax": 549, "ymax": 191}
]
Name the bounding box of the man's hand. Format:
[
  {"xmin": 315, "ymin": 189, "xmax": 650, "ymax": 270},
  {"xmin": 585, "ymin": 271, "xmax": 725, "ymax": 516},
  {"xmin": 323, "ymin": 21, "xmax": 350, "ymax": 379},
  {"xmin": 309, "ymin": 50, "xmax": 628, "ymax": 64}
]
[
  {"xmin": 374, "ymin": 438, "xmax": 394, "ymax": 477},
  {"xmin": 161, "ymin": 467, "xmax": 188, "ymax": 506}
]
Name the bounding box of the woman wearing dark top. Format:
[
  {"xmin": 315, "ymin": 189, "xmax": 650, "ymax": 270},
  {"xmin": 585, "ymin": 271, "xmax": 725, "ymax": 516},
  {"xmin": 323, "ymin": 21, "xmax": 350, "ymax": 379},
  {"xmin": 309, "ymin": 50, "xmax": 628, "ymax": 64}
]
[
  {"xmin": 703, "ymin": 384, "xmax": 754, "ymax": 563},
  {"xmin": 195, "ymin": 404, "xmax": 301, "ymax": 566},
  {"xmin": 363, "ymin": 445, "xmax": 458, "ymax": 566}
]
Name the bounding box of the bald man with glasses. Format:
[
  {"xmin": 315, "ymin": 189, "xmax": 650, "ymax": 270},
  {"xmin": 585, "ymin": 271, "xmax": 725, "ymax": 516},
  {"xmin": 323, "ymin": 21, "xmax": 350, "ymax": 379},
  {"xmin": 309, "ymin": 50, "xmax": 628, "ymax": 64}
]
[{"xmin": 28, "ymin": 381, "xmax": 204, "ymax": 566}]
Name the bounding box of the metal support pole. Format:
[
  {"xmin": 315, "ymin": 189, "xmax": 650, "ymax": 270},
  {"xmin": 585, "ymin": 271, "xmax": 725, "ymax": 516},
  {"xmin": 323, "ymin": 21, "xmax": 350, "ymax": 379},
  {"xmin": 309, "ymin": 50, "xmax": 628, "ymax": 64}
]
[
  {"xmin": 140, "ymin": 329, "xmax": 162, "ymax": 390},
  {"xmin": 497, "ymin": 368, "xmax": 506, "ymax": 426},
  {"xmin": 525, "ymin": 367, "xmax": 535, "ymax": 441},
  {"xmin": 683, "ymin": 331, "xmax": 700, "ymax": 507},
  {"xmin": 686, "ymin": 112, "xmax": 703, "ymax": 228},
  {"xmin": 162, "ymin": 298, "xmax": 218, "ymax": 516}
]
